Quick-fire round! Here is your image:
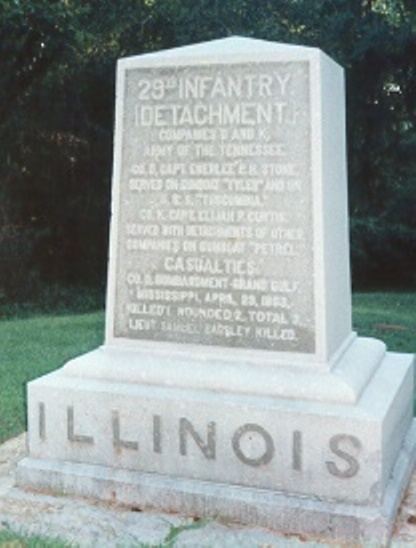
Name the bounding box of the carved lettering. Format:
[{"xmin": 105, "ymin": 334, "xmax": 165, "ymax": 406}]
[
  {"xmin": 113, "ymin": 62, "xmax": 314, "ymax": 352},
  {"xmin": 112, "ymin": 411, "xmax": 139, "ymax": 451},
  {"xmin": 67, "ymin": 406, "xmax": 94, "ymax": 445},
  {"xmin": 58, "ymin": 405, "xmax": 365, "ymax": 482},
  {"xmin": 153, "ymin": 415, "xmax": 162, "ymax": 454},
  {"xmin": 326, "ymin": 434, "xmax": 361, "ymax": 479},
  {"xmin": 38, "ymin": 402, "xmax": 46, "ymax": 441},
  {"xmin": 179, "ymin": 418, "xmax": 216, "ymax": 460},
  {"xmin": 231, "ymin": 423, "xmax": 275, "ymax": 467},
  {"xmin": 292, "ymin": 430, "xmax": 302, "ymax": 471}
]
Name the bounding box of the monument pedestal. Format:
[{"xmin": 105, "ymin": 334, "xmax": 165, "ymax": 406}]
[
  {"xmin": 16, "ymin": 37, "xmax": 416, "ymax": 545},
  {"xmin": 17, "ymin": 340, "xmax": 415, "ymax": 544}
]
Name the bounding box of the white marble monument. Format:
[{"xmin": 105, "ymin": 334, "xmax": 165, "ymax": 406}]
[{"xmin": 17, "ymin": 37, "xmax": 416, "ymax": 544}]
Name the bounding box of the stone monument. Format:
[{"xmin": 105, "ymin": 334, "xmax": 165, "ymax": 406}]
[{"xmin": 17, "ymin": 37, "xmax": 416, "ymax": 544}]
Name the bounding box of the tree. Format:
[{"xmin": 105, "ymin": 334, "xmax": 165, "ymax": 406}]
[
  {"xmin": 0, "ymin": 0, "xmax": 414, "ymax": 302},
  {"xmin": 154, "ymin": 0, "xmax": 416, "ymax": 288}
]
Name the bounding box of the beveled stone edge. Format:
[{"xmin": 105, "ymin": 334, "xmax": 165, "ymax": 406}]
[
  {"xmin": 15, "ymin": 419, "xmax": 416, "ymax": 546},
  {"xmin": 62, "ymin": 335, "xmax": 392, "ymax": 404}
]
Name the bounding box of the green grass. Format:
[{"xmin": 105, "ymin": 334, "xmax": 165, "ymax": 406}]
[
  {"xmin": 0, "ymin": 292, "xmax": 414, "ymax": 444},
  {"xmin": 0, "ymin": 311, "xmax": 104, "ymax": 444},
  {"xmin": 352, "ymin": 292, "xmax": 415, "ymax": 353},
  {"xmin": 0, "ymin": 519, "xmax": 208, "ymax": 548},
  {"xmin": 0, "ymin": 519, "xmax": 209, "ymax": 547},
  {"xmin": 0, "ymin": 527, "xmax": 73, "ymax": 547},
  {"xmin": 0, "ymin": 293, "xmax": 412, "ymax": 547}
]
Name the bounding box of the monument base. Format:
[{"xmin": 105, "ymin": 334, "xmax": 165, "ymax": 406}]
[
  {"xmin": 17, "ymin": 426, "xmax": 416, "ymax": 545},
  {"xmin": 17, "ymin": 346, "xmax": 415, "ymax": 545}
]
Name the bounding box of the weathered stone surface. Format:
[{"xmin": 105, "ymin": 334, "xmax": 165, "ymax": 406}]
[
  {"xmin": 17, "ymin": 417, "xmax": 416, "ymax": 545},
  {"xmin": 2, "ymin": 433, "xmax": 416, "ymax": 546},
  {"xmin": 106, "ymin": 36, "xmax": 352, "ymax": 364},
  {"xmin": 22, "ymin": 351, "xmax": 414, "ymax": 508},
  {"xmin": 16, "ymin": 37, "xmax": 416, "ymax": 545},
  {"xmin": 63, "ymin": 335, "xmax": 385, "ymax": 404}
]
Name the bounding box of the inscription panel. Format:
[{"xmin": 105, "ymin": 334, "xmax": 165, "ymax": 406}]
[
  {"xmin": 114, "ymin": 61, "xmax": 314, "ymax": 352},
  {"xmin": 31, "ymin": 393, "xmax": 375, "ymax": 504}
]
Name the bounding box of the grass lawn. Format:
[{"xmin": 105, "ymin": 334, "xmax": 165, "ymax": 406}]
[
  {"xmin": 0, "ymin": 518, "xmax": 208, "ymax": 547},
  {"xmin": 0, "ymin": 528, "xmax": 72, "ymax": 547},
  {"xmin": 352, "ymin": 292, "xmax": 415, "ymax": 353},
  {"xmin": 0, "ymin": 292, "xmax": 414, "ymax": 444},
  {"xmin": 0, "ymin": 311, "xmax": 104, "ymax": 444}
]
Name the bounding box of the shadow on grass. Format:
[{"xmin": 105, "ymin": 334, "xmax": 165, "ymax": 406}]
[{"xmin": 0, "ymin": 285, "xmax": 105, "ymax": 320}]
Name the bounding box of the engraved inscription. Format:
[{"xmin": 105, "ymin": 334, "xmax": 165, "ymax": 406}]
[
  {"xmin": 153, "ymin": 414, "xmax": 162, "ymax": 454},
  {"xmin": 179, "ymin": 417, "xmax": 216, "ymax": 460},
  {"xmin": 114, "ymin": 62, "xmax": 314, "ymax": 352},
  {"xmin": 67, "ymin": 406, "xmax": 94, "ymax": 445},
  {"xmin": 40, "ymin": 403, "xmax": 362, "ymax": 480},
  {"xmin": 38, "ymin": 402, "xmax": 46, "ymax": 441},
  {"xmin": 231, "ymin": 423, "xmax": 275, "ymax": 467},
  {"xmin": 326, "ymin": 434, "xmax": 361, "ymax": 479},
  {"xmin": 112, "ymin": 410, "xmax": 139, "ymax": 451},
  {"xmin": 292, "ymin": 430, "xmax": 303, "ymax": 471}
]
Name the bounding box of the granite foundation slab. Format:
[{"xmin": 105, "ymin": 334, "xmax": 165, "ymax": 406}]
[
  {"xmin": 17, "ymin": 428, "xmax": 416, "ymax": 546},
  {"xmin": 17, "ymin": 349, "xmax": 415, "ymax": 544}
]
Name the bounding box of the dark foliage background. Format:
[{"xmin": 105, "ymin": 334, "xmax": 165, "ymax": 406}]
[{"xmin": 0, "ymin": 0, "xmax": 415, "ymax": 305}]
